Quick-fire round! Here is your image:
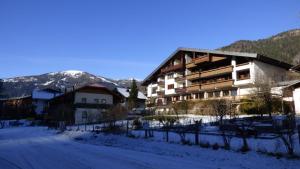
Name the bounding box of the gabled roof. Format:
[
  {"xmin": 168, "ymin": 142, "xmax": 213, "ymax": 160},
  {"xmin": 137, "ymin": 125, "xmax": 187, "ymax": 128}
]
[
  {"xmin": 50, "ymin": 83, "xmax": 122, "ymax": 101},
  {"xmin": 32, "ymin": 88, "xmax": 62, "ymax": 100},
  {"xmin": 116, "ymin": 87, "xmax": 147, "ymax": 100},
  {"xmin": 142, "ymin": 47, "xmax": 293, "ymax": 85}
]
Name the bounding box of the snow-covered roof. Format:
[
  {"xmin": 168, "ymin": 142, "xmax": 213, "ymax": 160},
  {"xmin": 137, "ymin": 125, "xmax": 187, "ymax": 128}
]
[
  {"xmin": 275, "ymin": 80, "xmax": 300, "ymax": 88},
  {"xmin": 117, "ymin": 87, "xmax": 147, "ymax": 100},
  {"xmin": 32, "ymin": 89, "xmax": 62, "ymax": 100}
]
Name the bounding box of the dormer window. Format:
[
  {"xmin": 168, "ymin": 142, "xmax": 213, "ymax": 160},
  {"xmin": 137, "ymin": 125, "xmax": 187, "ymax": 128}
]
[{"xmin": 81, "ymin": 98, "xmax": 87, "ymax": 103}]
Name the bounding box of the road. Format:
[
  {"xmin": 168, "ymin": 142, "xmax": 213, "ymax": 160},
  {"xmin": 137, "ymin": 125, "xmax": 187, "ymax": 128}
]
[{"xmin": 0, "ymin": 127, "xmax": 208, "ymax": 169}]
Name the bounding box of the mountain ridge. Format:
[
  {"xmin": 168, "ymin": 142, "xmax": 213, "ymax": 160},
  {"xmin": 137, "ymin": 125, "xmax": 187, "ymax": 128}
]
[
  {"xmin": 1, "ymin": 70, "xmax": 140, "ymax": 98},
  {"xmin": 219, "ymin": 29, "xmax": 300, "ymax": 64}
]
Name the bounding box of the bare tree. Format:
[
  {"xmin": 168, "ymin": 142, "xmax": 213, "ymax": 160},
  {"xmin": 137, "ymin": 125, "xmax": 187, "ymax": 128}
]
[
  {"xmin": 251, "ymin": 78, "xmax": 274, "ymax": 117},
  {"xmin": 102, "ymin": 104, "xmax": 128, "ymax": 130},
  {"xmin": 210, "ymin": 99, "xmax": 236, "ymax": 150},
  {"xmin": 273, "ymin": 114, "xmax": 296, "ymax": 156}
]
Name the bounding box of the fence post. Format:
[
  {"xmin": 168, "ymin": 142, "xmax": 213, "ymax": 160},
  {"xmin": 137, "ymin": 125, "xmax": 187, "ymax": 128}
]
[
  {"xmin": 126, "ymin": 120, "xmax": 129, "ymax": 136},
  {"xmin": 297, "ymin": 124, "xmax": 300, "ymax": 146},
  {"xmin": 166, "ymin": 129, "xmax": 169, "ymax": 142},
  {"xmin": 195, "ymin": 121, "xmax": 199, "ymax": 145}
]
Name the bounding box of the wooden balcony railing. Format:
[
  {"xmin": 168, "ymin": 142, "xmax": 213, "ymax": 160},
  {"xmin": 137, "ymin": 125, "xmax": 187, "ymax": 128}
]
[
  {"xmin": 175, "ymin": 76, "xmax": 185, "ymax": 82},
  {"xmin": 161, "ymin": 63, "xmax": 184, "ymax": 74},
  {"xmin": 186, "ymin": 62, "xmax": 196, "ymax": 69},
  {"xmin": 175, "ymin": 87, "xmax": 186, "ymax": 94},
  {"xmin": 186, "ymin": 83, "xmax": 201, "ymax": 92},
  {"xmin": 158, "ymin": 81, "xmax": 165, "ymax": 86},
  {"xmin": 186, "ymin": 72, "xmax": 200, "ymax": 80},
  {"xmin": 193, "ymin": 55, "xmax": 210, "ymax": 64},
  {"xmin": 201, "ymin": 80, "xmax": 233, "ymax": 90},
  {"xmin": 157, "ymin": 91, "xmax": 165, "ymax": 97},
  {"xmin": 200, "ymin": 65, "xmax": 233, "ymax": 78}
]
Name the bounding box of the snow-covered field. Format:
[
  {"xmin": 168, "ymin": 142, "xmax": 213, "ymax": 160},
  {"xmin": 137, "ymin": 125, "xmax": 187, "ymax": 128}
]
[{"xmin": 0, "ymin": 127, "xmax": 299, "ymax": 169}]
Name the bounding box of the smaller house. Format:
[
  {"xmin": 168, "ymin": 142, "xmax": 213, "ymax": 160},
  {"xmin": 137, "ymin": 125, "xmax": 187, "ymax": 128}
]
[
  {"xmin": 0, "ymin": 95, "xmax": 34, "ymax": 119},
  {"xmin": 48, "ymin": 84, "xmax": 121, "ymax": 124},
  {"xmin": 116, "ymin": 87, "xmax": 147, "ymax": 109},
  {"xmin": 32, "ymin": 88, "xmax": 62, "ymax": 115},
  {"xmin": 272, "ymin": 80, "xmax": 300, "ymax": 114}
]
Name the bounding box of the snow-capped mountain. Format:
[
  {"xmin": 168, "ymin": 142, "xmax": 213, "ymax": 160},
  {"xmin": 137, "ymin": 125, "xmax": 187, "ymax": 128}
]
[{"xmin": 1, "ymin": 70, "xmax": 141, "ymax": 97}]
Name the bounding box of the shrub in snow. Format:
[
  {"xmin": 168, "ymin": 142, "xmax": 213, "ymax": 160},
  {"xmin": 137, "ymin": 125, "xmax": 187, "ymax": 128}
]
[
  {"xmin": 212, "ymin": 143, "xmax": 219, "ymax": 150},
  {"xmin": 200, "ymin": 142, "xmax": 210, "ymax": 148}
]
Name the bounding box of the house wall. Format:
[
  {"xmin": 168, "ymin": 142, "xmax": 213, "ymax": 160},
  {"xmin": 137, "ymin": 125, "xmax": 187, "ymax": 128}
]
[
  {"xmin": 33, "ymin": 100, "xmax": 47, "ymax": 114},
  {"xmin": 233, "ymin": 60, "xmax": 255, "ymax": 86},
  {"xmin": 147, "ymin": 83, "xmax": 158, "ymax": 97},
  {"xmin": 165, "ymin": 74, "xmax": 176, "ymax": 95},
  {"xmin": 74, "ymin": 108, "xmax": 103, "ymax": 124},
  {"xmin": 293, "ymin": 88, "xmax": 300, "ymax": 115},
  {"xmin": 74, "ymin": 92, "xmax": 113, "ymax": 104},
  {"xmin": 253, "ymin": 60, "xmax": 287, "ymax": 83}
]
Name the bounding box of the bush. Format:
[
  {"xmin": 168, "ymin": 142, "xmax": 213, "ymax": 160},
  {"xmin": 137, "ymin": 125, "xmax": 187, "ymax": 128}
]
[
  {"xmin": 200, "ymin": 142, "xmax": 211, "ymax": 148},
  {"xmin": 212, "ymin": 143, "xmax": 219, "ymax": 150},
  {"xmin": 132, "ymin": 119, "xmax": 142, "ymax": 129}
]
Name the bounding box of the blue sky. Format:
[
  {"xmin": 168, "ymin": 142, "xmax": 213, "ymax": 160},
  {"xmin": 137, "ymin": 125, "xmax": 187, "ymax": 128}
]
[{"xmin": 0, "ymin": 0, "xmax": 299, "ymax": 80}]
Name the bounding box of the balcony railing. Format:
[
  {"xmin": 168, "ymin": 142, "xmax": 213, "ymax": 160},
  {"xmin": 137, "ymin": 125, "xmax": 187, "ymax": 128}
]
[
  {"xmin": 175, "ymin": 87, "xmax": 186, "ymax": 94},
  {"xmin": 200, "ymin": 65, "xmax": 233, "ymax": 78},
  {"xmin": 161, "ymin": 63, "xmax": 184, "ymax": 74},
  {"xmin": 186, "ymin": 62, "xmax": 196, "ymax": 69},
  {"xmin": 158, "ymin": 81, "xmax": 165, "ymax": 86},
  {"xmin": 175, "ymin": 75, "xmax": 185, "ymax": 82},
  {"xmin": 193, "ymin": 55, "xmax": 210, "ymax": 64},
  {"xmin": 186, "ymin": 72, "xmax": 200, "ymax": 80},
  {"xmin": 157, "ymin": 91, "xmax": 165, "ymax": 97},
  {"xmin": 186, "ymin": 83, "xmax": 201, "ymax": 92},
  {"xmin": 201, "ymin": 79, "xmax": 234, "ymax": 90}
]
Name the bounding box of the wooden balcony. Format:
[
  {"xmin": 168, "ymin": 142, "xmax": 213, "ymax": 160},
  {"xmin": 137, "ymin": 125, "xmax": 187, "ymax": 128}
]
[
  {"xmin": 175, "ymin": 76, "xmax": 185, "ymax": 82},
  {"xmin": 161, "ymin": 63, "xmax": 184, "ymax": 74},
  {"xmin": 186, "ymin": 62, "xmax": 196, "ymax": 69},
  {"xmin": 200, "ymin": 65, "xmax": 233, "ymax": 78},
  {"xmin": 201, "ymin": 80, "xmax": 233, "ymax": 90},
  {"xmin": 186, "ymin": 83, "xmax": 201, "ymax": 92},
  {"xmin": 193, "ymin": 55, "xmax": 210, "ymax": 64},
  {"xmin": 175, "ymin": 87, "xmax": 186, "ymax": 94},
  {"xmin": 157, "ymin": 91, "xmax": 165, "ymax": 97},
  {"xmin": 158, "ymin": 81, "xmax": 165, "ymax": 86},
  {"xmin": 186, "ymin": 72, "xmax": 200, "ymax": 80}
]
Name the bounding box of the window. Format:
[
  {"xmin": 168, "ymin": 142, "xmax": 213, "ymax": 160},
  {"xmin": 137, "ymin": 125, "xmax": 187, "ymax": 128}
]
[
  {"xmin": 167, "ymin": 74, "xmax": 174, "ymax": 79},
  {"xmin": 199, "ymin": 92, "xmax": 204, "ymax": 99},
  {"xmin": 223, "ymin": 90, "xmax": 230, "ymax": 97},
  {"xmin": 101, "ymin": 99, "xmax": 107, "ymax": 104},
  {"xmin": 231, "ymin": 89, "xmax": 237, "ymax": 96},
  {"xmin": 81, "ymin": 98, "xmax": 87, "ymax": 103},
  {"xmin": 152, "ymin": 87, "xmax": 157, "ymax": 94},
  {"xmin": 94, "ymin": 99, "xmax": 99, "ymax": 103},
  {"xmin": 214, "ymin": 91, "xmax": 220, "ymax": 97},
  {"xmin": 82, "ymin": 111, "xmax": 87, "ymax": 119},
  {"xmin": 167, "ymin": 84, "xmax": 174, "ymax": 90},
  {"xmin": 237, "ymin": 69, "xmax": 250, "ymax": 80},
  {"xmin": 208, "ymin": 92, "xmax": 214, "ymax": 98}
]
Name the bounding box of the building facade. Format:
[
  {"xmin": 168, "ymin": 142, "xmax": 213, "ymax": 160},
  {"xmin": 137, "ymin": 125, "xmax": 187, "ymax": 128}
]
[
  {"xmin": 142, "ymin": 48, "xmax": 292, "ymax": 108},
  {"xmin": 48, "ymin": 84, "xmax": 121, "ymax": 124},
  {"xmin": 32, "ymin": 88, "xmax": 62, "ymax": 115}
]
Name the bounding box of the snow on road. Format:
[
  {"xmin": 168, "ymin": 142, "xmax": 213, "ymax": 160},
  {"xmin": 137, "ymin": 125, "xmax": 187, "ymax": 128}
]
[{"xmin": 0, "ymin": 127, "xmax": 299, "ymax": 169}]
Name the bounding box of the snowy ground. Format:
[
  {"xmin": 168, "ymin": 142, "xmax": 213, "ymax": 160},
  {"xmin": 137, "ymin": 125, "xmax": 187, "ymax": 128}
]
[{"xmin": 0, "ymin": 127, "xmax": 299, "ymax": 169}]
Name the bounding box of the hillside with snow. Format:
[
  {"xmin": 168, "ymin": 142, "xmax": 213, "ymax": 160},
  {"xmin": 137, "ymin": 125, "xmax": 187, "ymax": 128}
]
[{"xmin": 1, "ymin": 70, "xmax": 141, "ymax": 97}]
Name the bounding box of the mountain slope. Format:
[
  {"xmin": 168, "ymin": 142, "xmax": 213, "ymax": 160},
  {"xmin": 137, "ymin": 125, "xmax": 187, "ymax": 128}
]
[
  {"xmin": 1, "ymin": 70, "xmax": 140, "ymax": 97},
  {"xmin": 219, "ymin": 29, "xmax": 300, "ymax": 64}
]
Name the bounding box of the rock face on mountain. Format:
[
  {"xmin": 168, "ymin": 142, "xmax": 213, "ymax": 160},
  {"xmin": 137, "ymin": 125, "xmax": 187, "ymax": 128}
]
[
  {"xmin": 1, "ymin": 70, "xmax": 141, "ymax": 97},
  {"xmin": 219, "ymin": 29, "xmax": 300, "ymax": 64}
]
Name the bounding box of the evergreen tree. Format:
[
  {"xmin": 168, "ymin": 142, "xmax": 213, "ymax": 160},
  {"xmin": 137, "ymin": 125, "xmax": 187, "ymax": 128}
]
[
  {"xmin": 128, "ymin": 79, "xmax": 138, "ymax": 109},
  {"xmin": 0, "ymin": 79, "xmax": 3, "ymax": 98}
]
